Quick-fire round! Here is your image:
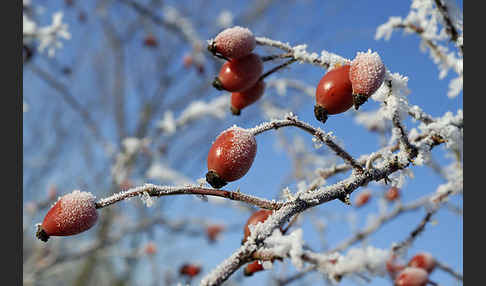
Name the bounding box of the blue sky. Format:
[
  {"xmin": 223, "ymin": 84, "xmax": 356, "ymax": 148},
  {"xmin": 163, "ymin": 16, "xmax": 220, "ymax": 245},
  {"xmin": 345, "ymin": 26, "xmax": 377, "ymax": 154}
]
[{"xmin": 23, "ymin": 0, "xmax": 462, "ymax": 285}]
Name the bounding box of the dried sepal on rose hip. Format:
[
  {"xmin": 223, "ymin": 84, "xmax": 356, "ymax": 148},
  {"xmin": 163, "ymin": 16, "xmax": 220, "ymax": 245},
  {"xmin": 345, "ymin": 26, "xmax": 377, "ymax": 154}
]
[
  {"xmin": 242, "ymin": 209, "xmax": 273, "ymax": 244},
  {"xmin": 243, "ymin": 261, "xmax": 264, "ymax": 276},
  {"xmin": 206, "ymin": 126, "xmax": 257, "ymax": 189},
  {"xmin": 394, "ymin": 267, "xmax": 429, "ymax": 286},
  {"xmin": 349, "ymin": 50, "xmax": 386, "ymax": 110},
  {"xmin": 230, "ymin": 80, "xmax": 266, "ymax": 115},
  {"xmin": 314, "ymin": 65, "xmax": 354, "ymax": 124},
  {"xmin": 212, "ymin": 53, "xmax": 263, "ymax": 92},
  {"xmin": 36, "ymin": 190, "xmax": 98, "ymax": 242},
  {"xmin": 408, "ymin": 252, "xmax": 436, "ymax": 273},
  {"xmin": 208, "ymin": 26, "xmax": 256, "ymax": 60}
]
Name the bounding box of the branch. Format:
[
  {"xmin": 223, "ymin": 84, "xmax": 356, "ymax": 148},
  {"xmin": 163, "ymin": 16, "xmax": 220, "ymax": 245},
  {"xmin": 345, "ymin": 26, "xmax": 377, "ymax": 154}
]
[
  {"xmin": 200, "ymin": 129, "xmax": 449, "ymax": 285},
  {"xmin": 28, "ymin": 64, "xmax": 111, "ymax": 151},
  {"xmin": 436, "ymin": 260, "xmax": 463, "ymax": 282},
  {"xmin": 392, "ymin": 209, "xmax": 437, "ymax": 253},
  {"xmin": 330, "ymin": 195, "xmax": 430, "ymax": 253},
  {"xmin": 250, "ymin": 115, "xmax": 363, "ymax": 173},
  {"xmin": 256, "ymin": 37, "xmax": 348, "ymax": 69},
  {"xmin": 433, "ymin": 0, "xmax": 461, "ymax": 47},
  {"xmin": 95, "ymin": 184, "xmax": 284, "ymax": 210},
  {"xmin": 392, "ymin": 113, "xmax": 418, "ymax": 160}
]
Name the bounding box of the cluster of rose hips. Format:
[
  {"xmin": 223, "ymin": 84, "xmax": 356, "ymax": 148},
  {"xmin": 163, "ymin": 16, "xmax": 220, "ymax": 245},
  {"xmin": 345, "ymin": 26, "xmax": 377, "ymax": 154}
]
[
  {"xmin": 354, "ymin": 187, "xmax": 401, "ymax": 207},
  {"xmin": 208, "ymin": 26, "xmax": 265, "ymax": 116},
  {"xmin": 388, "ymin": 252, "xmax": 437, "ymax": 286},
  {"xmin": 315, "ymin": 50, "xmax": 386, "ymax": 123}
]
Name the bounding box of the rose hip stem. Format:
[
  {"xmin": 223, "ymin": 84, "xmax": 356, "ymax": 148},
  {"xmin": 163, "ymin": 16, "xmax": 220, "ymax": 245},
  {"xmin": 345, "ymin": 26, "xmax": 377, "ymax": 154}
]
[{"xmin": 259, "ymin": 58, "xmax": 297, "ymax": 81}]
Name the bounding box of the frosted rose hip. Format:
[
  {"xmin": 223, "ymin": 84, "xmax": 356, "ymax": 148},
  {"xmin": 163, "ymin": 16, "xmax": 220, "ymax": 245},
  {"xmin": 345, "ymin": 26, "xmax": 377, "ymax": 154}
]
[
  {"xmin": 206, "ymin": 127, "xmax": 257, "ymax": 188},
  {"xmin": 213, "ymin": 53, "xmax": 263, "ymax": 92},
  {"xmin": 408, "ymin": 252, "xmax": 436, "ymax": 273},
  {"xmin": 36, "ymin": 190, "xmax": 98, "ymax": 242},
  {"xmin": 230, "ymin": 80, "xmax": 266, "ymax": 115},
  {"xmin": 349, "ymin": 50, "xmax": 386, "ymax": 109},
  {"xmin": 209, "ymin": 26, "xmax": 256, "ymax": 59},
  {"xmin": 395, "ymin": 267, "xmax": 429, "ymax": 286},
  {"xmin": 242, "ymin": 209, "xmax": 273, "ymax": 243}
]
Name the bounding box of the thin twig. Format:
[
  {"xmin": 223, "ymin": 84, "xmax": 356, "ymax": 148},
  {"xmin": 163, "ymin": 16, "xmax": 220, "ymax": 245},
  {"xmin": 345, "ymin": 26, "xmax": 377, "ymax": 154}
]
[
  {"xmin": 260, "ymin": 59, "xmax": 297, "ymax": 80},
  {"xmin": 261, "ymin": 53, "xmax": 293, "ymax": 62},
  {"xmin": 28, "ymin": 64, "xmax": 110, "ymax": 150},
  {"xmin": 436, "ymin": 260, "xmax": 463, "ymax": 282},
  {"xmin": 250, "ymin": 116, "xmax": 363, "ymax": 172},
  {"xmin": 392, "ymin": 209, "xmax": 437, "ymax": 253},
  {"xmin": 433, "ymin": 0, "xmax": 461, "ymax": 46},
  {"xmin": 95, "ymin": 184, "xmax": 285, "ymax": 210}
]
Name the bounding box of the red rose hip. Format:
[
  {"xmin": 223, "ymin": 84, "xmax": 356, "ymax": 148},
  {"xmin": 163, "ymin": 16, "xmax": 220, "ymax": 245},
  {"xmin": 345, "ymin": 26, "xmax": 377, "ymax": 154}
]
[
  {"xmin": 206, "ymin": 127, "xmax": 257, "ymax": 188},
  {"xmin": 354, "ymin": 190, "xmax": 372, "ymax": 207},
  {"xmin": 244, "ymin": 261, "xmax": 264, "ymax": 276},
  {"xmin": 242, "ymin": 209, "xmax": 273, "ymax": 243},
  {"xmin": 144, "ymin": 35, "xmax": 158, "ymax": 48},
  {"xmin": 385, "ymin": 187, "xmax": 400, "ymax": 201},
  {"xmin": 408, "ymin": 252, "xmax": 436, "ymax": 273},
  {"xmin": 36, "ymin": 190, "xmax": 98, "ymax": 242},
  {"xmin": 179, "ymin": 263, "xmax": 201, "ymax": 278},
  {"xmin": 349, "ymin": 50, "xmax": 386, "ymax": 109},
  {"xmin": 314, "ymin": 65, "xmax": 354, "ymax": 124},
  {"xmin": 213, "ymin": 53, "xmax": 263, "ymax": 92},
  {"xmin": 394, "ymin": 267, "xmax": 429, "ymax": 286},
  {"xmin": 230, "ymin": 80, "xmax": 266, "ymax": 115},
  {"xmin": 209, "ymin": 26, "xmax": 256, "ymax": 60},
  {"xmin": 206, "ymin": 224, "xmax": 225, "ymax": 243}
]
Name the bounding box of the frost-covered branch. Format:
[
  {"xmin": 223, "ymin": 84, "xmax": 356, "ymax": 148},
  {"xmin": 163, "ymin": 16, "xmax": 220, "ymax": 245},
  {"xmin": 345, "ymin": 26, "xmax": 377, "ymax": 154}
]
[
  {"xmin": 158, "ymin": 95, "xmax": 229, "ymax": 135},
  {"xmin": 433, "ymin": 0, "xmax": 462, "ymax": 48},
  {"xmin": 250, "ymin": 115, "xmax": 363, "ymax": 172},
  {"xmin": 375, "ymin": 0, "xmax": 463, "ymax": 98},
  {"xmin": 392, "ymin": 113, "xmax": 418, "ymax": 161},
  {"xmin": 256, "ymin": 37, "xmax": 349, "ymax": 69},
  {"xmin": 436, "ymin": 260, "xmax": 463, "ymax": 282},
  {"xmin": 95, "ymin": 184, "xmax": 284, "ymax": 210},
  {"xmin": 200, "ymin": 124, "xmax": 451, "ymax": 285},
  {"xmin": 23, "ymin": 10, "xmax": 71, "ymax": 57}
]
